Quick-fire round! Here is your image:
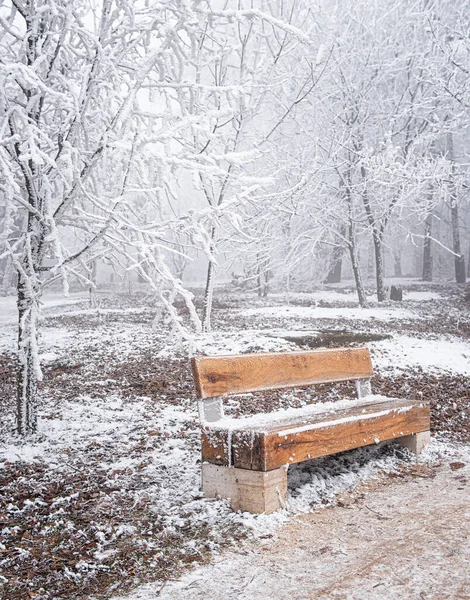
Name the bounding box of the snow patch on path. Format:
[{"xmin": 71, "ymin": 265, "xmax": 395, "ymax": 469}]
[
  {"xmin": 404, "ymin": 290, "xmax": 442, "ymax": 301},
  {"xmin": 241, "ymin": 305, "xmax": 418, "ymax": 321},
  {"xmin": 269, "ymin": 290, "xmax": 441, "ymax": 303},
  {"xmin": 114, "ymin": 440, "xmax": 470, "ymax": 600},
  {"xmin": 0, "ymin": 292, "xmax": 89, "ymax": 352},
  {"xmin": 189, "ymin": 330, "xmax": 297, "ymax": 356},
  {"xmin": 371, "ymin": 335, "xmax": 470, "ymax": 376}
]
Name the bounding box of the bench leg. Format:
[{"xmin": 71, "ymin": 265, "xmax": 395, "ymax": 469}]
[
  {"xmin": 395, "ymin": 431, "xmax": 431, "ymax": 455},
  {"xmin": 202, "ymin": 462, "xmax": 288, "ymax": 514}
]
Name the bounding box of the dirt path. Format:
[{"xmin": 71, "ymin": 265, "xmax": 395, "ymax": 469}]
[{"xmin": 127, "ymin": 458, "xmax": 470, "ymax": 600}]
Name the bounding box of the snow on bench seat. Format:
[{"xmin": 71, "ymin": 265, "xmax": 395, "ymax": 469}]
[{"xmin": 201, "ymin": 395, "xmax": 430, "ymax": 471}]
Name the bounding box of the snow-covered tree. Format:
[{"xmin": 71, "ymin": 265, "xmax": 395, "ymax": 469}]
[
  {"xmin": 186, "ymin": 1, "xmax": 318, "ymax": 330},
  {"xmin": 0, "ymin": 0, "xmax": 299, "ymax": 433},
  {"xmin": 255, "ymin": 0, "xmax": 470, "ymax": 300}
]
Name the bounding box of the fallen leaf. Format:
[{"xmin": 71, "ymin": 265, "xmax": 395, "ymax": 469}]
[{"xmin": 450, "ymin": 462, "xmax": 466, "ymax": 471}]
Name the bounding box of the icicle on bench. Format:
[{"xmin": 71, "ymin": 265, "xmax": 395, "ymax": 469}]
[{"xmin": 191, "ymin": 348, "xmax": 431, "ymax": 514}]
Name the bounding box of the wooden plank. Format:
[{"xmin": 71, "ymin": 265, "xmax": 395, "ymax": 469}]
[
  {"xmin": 232, "ymin": 429, "xmax": 267, "ymax": 471},
  {"xmin": 226, "ymin": 397, "xmax": 424, "ymax": 434},
  {"xmin": 192, "ymin": 347, "xmax": 373, "ymax": 399},
  {"xmin": 201, "ymin": 428, "xmax": 230, "ymax": 466},
  {"xmin": 201, "ymin": 397, "xmax": 425, "ymax": 464},
  {"xmin": 201, "ymin": 400, "xmax": 430, "ymax": 470},
  {"xmin": 261, "ymin": 404, "xmax": 430, "ymax": 470}
]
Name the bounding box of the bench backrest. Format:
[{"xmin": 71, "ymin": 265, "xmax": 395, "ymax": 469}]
[{"xmin": 191, "ymin": 347, "xmax": 374, "ymax": 422}]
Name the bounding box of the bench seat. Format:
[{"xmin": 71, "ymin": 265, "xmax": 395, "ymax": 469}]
[{"xmin": 202, "ymin": 395, "xmax": 430, "ymax": 471}]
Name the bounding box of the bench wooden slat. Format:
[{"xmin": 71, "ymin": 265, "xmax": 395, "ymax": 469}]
[
  {"xmin": 206, "ymin": 396, "xmax": 416, "ymax": 433},
  {"xmin": 192, "ymin": 347, "xmax": 373, "ymax": 399},
  {"xmin": 201, "ymin": 398, "xmax": 430, "ymax": 470},
  {"xmin": 262, "ymin": 402, "xmax": 430, "ymax": 470}
]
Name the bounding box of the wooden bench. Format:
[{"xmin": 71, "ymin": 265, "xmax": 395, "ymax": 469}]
[{"xmin": 191, "ymin": 347, "xmax": 430, "ymax": 514}]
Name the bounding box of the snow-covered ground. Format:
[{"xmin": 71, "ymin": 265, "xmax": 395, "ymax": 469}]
[
  {"xmin": 370, "ymin": 335, "xmax": 470, "ymax": 375},
  {"xmin": 1, "ymin": 285, "xmax": 469, "ymax": 599},
  {"xmin": 241, "ymin": 305, "xmax": 418, "ymax": 321},
  {"xmin": 0, "ymin": 291, "xmax": 89, "ymax": 325},
  {"xmin": 0, "ymin": 292, "xmax": 91, "ymax": 353},
  {"xmin": 268, "ymin": 289, "xmax": 442, "ymax": 303},
  {"xmin": 118, "ymin": 448, "xmax": 470, "ymax": 600}
]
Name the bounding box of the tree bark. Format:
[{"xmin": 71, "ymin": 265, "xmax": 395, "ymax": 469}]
[
  {"xmin": 348, "ymin": 222, "xmax": 368, "ymax": 308},
  {"xmin": 16, "ymin": 247, "xmax": 40, "ymax": 435},
  {"xmin": 257, "ymin": 266, "xmax": 262, "ymax": 297},
  {"xmin": 393, "ymin": 249, "xmax": 402, "ymax": 278},
  {"xmin": 372, "ymin": 230, "xmax": 386, "ymax": 301},
  {"xmin": 256, "ymin": 254, "xmax": 270, "ymax": 297},
  {"xmin": 89, "ymin": 260, "xmax": 98, "ymax": 308},
  {"xmin": 447, "ymin": 132, "xmax": 466, "ymax": 284},
  {"xmin": 202, "ymin": 226, "xmax": 216, "ymax": 332},
  {"xmin": 325, "ymin": 259, "xmax": 342, "ymax": 284},
  {"xmin": 343, "ymin": 171, "xmax": 368, "ymax": 307},
  {"xmin": 467, "ymin": 242, "xmax": 470, "ymax": 278},
  {"xmin": 262, "ymin": 270, "xmax": 270, "ymax": 297},
  {"xmin": 1, "ymin": 256, "xmax": 16, "ymax": 296},
  {"xmin": 325, "ymin": 228, "xmax": 346, "ymax": 284},
  {"xmin": 451, "ymin": 200, "xmax": 466, "ymax": 283},
  {"xmin": 360, "ymin": 165, "xmax": 386, "ymax": 301},
  {"xmin": 422, "ymin": 211, "xmax": 433, "ymax": 281}
]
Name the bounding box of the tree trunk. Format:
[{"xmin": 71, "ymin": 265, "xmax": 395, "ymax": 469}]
[
  {"xmin": 325, "ymin": 229, "xmax": 346, "ymax": 284},
  {"xmin": 16, "ymin": 258, "xmax": 41, "ymax": 435},
  {"xmin": 367, "ymin": 241, "xmax": 375, "ymax": 279},
  {"xmin": 393, "ymin": 249, "xmax": 402, "ymax": 278},
  {"xmin": 255, "ymin": 254, "xmax": 270, "ymax": 297},
  {"xmin": 89, "ymin": 260, "xmax": 98, "ymax": 308},
  {"xmin": 390, "ymin": 285, "xmax": 403, "ymax": 301},
  {"xmin": 348, "ymin": 223, "xmax": 368, "ymax": 308},
  {"xmin": 467, "ymin": 242, "xmax": 470, "ymax": 278},
  {"xmin": 325, "ymin": 256, "xmax": 342, "ymax": 284},
  {"xmin": 343, "ymin": 169, "xmax": 368, "ymax": 307},
  {"xmin": 285, "ymin": 271, "xmax": 291, "ymax": 304},
  {"xmin": 359, "ymin": 164, "xmax": 386, "ymax": 302},
  {"xmin": 422, "ymin": 211, "xmax": 433, "ymax": 281},
  {"xmin": 451, "ymin": 201, "xmax": 466, "ymax": 283},
  {"xmin": 262, "ymin": 270, "xmax": 269, "ymax": 297},
  {"xmin": 447, "ymin": 132, "xmax": 466, "ymax": 284},
  {"xmin": 202, "ymin": 260, "xmax": 215, "ymax": 332},
  {"xmin": 257, "ymin": 267, "xmax": 262, "ymax": 297},
  {"xmin": 372, "ymin": 231, "xmax": 387, "ymax": 301},
  {"xmin": 345, "ymin": 195, "xmax": 368, "ymax": 307},
  {"xmin": 202, "ymin": 227, "xmax": 216, "ymax": 332}
]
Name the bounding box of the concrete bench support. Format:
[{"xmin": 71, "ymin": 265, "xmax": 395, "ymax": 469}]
[
  {"xmin": 202, "ymin": 462, "xmax": 288, "ymax": 514},
  {"xmin": 396, "ymin": 430, "xmax": 431, "ymax": 455}
]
